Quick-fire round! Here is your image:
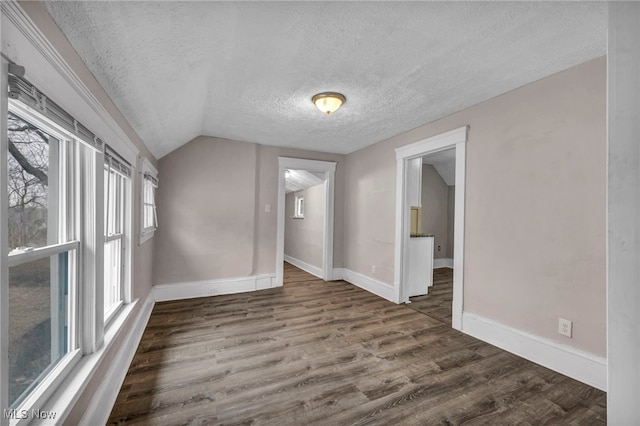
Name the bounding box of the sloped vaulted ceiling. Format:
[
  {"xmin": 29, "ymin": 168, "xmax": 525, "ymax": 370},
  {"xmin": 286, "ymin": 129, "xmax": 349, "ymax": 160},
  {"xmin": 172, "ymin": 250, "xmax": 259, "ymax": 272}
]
[{"xmin": 44, "ymin": 1, "xmax": 607, "ymax": 159}]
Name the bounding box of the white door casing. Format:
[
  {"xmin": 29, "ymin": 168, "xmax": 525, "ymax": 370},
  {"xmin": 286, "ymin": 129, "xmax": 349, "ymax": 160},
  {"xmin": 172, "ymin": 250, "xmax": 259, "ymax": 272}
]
[
  {"xmin": 276, "ymin": 157, "xmax": 337, "ymax": 286},
  {"xmin": 394, "ymin": 126, "xmax": 468, "ymax": 330}
]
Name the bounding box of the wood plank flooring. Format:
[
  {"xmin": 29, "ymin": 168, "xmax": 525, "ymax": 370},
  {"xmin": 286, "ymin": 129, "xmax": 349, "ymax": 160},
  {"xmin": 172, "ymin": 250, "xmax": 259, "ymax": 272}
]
[
  {"xmin": 408, "ymin": 268, "xmax": 454, "ymax": 325},
  {"xmin": 107, "ymin": 263, "xmax": 606, "ymax": 425}
]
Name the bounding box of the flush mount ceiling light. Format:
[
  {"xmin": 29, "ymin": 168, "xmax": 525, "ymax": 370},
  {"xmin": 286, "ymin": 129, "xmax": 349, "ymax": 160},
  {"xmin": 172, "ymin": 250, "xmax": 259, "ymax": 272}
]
[{"xmin": 312, "ymin": 92, "xmax": 346, "ymax": 115}]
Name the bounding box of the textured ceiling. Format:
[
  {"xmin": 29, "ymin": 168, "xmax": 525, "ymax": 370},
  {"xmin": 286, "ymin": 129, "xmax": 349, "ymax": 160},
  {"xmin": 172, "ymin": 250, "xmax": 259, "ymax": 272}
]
[
  {"xmin": 423, "ymin": 149, "xmax": 455, "ymax": 186},
  {"xmin": 285, "ymin": 169, "xmax": 324, "ymax": 194},
  {"xmin": 44, "ymin": 1, "xmax": 607, "ymax": 159}
]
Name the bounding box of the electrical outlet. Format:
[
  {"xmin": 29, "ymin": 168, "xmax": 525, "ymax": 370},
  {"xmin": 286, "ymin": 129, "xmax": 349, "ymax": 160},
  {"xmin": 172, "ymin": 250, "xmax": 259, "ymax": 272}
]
[
  {"xmin": 558, "ymin": 318, "xmax": 572, "ymax": 337},
  {"xmin": 372, "ymin": 265, "xmax": 376, "ymax": 275},
  {"xmin": 438, "ymin": 245, "xmax": 441, "ymax": 251},
  {"xmin": 265, "ymin": 204, "xmax": 271, "ymax": 213}
]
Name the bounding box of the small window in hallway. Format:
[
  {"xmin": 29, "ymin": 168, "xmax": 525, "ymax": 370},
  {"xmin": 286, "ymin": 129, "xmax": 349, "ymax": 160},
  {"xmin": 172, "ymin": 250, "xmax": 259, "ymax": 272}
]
[{"xmin": 294, "ymin": 194, "xmax": 304, "ymax": 219}]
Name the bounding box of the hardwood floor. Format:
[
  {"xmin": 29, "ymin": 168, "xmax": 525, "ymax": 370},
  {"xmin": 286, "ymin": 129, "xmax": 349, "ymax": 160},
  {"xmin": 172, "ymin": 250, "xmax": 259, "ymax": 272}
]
[
  {"xmin": 408, "ymin": 268, "xmax": 453, "ymax": 325},
  {"xmin": 108, "ymin": 263, "xmax": 606, "ymax": 425}
]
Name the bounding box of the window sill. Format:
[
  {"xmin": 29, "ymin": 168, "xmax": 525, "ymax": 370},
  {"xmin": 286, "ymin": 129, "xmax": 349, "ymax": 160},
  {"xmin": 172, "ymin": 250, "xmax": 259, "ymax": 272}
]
[
  {"xmin": 104, "ymin": 300, "xmax": 124, "ymax": 327},
  {"xmin": 139, "ymin": 229, "xmax": 155, "ymax": 245},
  {"xmin": 33, "ymin": 300, "xmax": 139, "ymax": 424}
]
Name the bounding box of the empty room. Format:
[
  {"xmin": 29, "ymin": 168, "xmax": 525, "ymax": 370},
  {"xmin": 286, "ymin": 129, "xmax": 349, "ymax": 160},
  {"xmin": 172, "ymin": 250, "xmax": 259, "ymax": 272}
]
[{"xmin": 1, "ymin": 1, "xmax": 639, "ymax": 425}]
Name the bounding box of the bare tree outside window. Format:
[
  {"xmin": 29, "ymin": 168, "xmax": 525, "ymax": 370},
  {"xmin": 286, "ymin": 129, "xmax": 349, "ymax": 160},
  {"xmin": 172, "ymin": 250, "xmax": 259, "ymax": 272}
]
[
  {"xmin": 7, "ymin": 112, "xmax": 50, "ymax": 251},
  {"xmin": 6, "ymin": 113, "xmax": 63, "ymax": 408}
]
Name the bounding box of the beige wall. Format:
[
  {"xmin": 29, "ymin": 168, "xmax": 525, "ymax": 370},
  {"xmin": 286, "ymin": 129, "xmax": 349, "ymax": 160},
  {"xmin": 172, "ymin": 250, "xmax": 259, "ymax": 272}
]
[
  {"xmin": 284, "ymin": 184, "xmax": 325, "ymax": 268},
  {"xmin": 255, "ymin": 145, "xmax": 345, "ymax": 274},
  {"xmin": 344, "ymin": 141, "xmax": 396, "ymax": 281},
  {"xmin": 421, "ymin": 165, "xmax": 449, "ymax": 259},
  {"xmin": 154, "ymin": 137, "xmax": 257, "ymax": 284},
  {"xmin": 344, "ymin": 57, "xmax": 606, "ymax": 356},
  {"xmin": 446, "ymin": 186, "xmax": 455, "ymax": 259},
  {"xmin": 154, "ymin": 139, "xmax": 345, "ymax": 284}
]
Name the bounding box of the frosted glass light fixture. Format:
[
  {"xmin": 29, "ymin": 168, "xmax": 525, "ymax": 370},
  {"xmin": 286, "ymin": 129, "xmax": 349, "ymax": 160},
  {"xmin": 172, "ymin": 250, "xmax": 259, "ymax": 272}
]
[{"xmin": 312, "ymin": 92, "xmax": 346, "ymax": 115}]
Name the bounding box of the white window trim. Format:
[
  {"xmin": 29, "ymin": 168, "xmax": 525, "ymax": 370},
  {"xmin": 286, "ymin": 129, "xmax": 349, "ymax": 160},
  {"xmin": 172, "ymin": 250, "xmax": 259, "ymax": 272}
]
[
  {"xmin": 1, "ymin": 58, "xmax": 10, "ymax": 420},
  {"xmin": 104, "ymin": 299, "xmax": 124, "ymax": 326},
  {"xmin": 2, "ymin": 2, "xmax": 143, "ymax": 421},
  {"xmin": 7, "ymin": 241, "xmax": 79, "ymax": 267},
  {"xmin": 293, "ymin": 194, "xmax": 305, "ymax": 219},
  {"xmin": 4, "ymin": 85, "xmax": 138, "ymax": 426},
  {"xmin": 103, "ymin": 159, "xmax": 131, "ymax": 325},
  {"xmin": 139, "ymin": 157, "xmax": 158, "ymax": 245},
  {"xmin": 6, "ymin": 100, "xmax": 86, "ymax": 415}
]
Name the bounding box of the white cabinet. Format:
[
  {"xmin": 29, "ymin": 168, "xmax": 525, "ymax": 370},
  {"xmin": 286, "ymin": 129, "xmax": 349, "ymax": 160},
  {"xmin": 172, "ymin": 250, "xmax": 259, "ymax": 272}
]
[{"xmin": 406, "ymin": 236, "xmax": 434, "ymax": 297}]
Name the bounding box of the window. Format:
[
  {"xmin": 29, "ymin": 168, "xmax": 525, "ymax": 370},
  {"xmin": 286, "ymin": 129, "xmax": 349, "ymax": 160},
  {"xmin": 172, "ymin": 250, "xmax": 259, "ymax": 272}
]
[
  {"xmin": 140, "ymin": 159, "xmax": 158, "ymax": 244},
  {"xmin": 103, "ymin": 150, "xmax": 131, "ymax": 321},
  {"xmin": 142, "ymin": 176, "xmax": 157, "ymax": 231},
  {"xmin": 294, "ymin": 194, "xmax": 304, "ymax": 219},
  {"xmin": 3, "ymin": 71, "xmax": 137, "ymax": 417},
  {"xmin": 6, "ymin": 110, "xmax": 80, "ymax": 409}
]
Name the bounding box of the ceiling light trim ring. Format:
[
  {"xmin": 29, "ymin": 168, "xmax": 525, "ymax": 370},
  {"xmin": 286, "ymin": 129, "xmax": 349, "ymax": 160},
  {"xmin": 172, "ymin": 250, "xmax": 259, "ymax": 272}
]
[{"xmin": 312, "ymin": 92, "xmax": 346, "ymax": 115}]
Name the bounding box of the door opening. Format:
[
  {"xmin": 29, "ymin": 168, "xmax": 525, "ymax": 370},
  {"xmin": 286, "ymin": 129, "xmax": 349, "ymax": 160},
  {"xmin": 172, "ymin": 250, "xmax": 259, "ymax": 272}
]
[
  {"xmin": 394, "ymin": 126, "xmax": 468, "ymax": 330},
  {"xmin": 406, "ymin": 149, "xmax": 456, "ymax": 325},
  {"xmin": 283, "ymin": 168, "xmax": 326, "ymax": 279},
  {"xmin": 275, "ymin": 157, "xmax": 336, "ymax": 287}
]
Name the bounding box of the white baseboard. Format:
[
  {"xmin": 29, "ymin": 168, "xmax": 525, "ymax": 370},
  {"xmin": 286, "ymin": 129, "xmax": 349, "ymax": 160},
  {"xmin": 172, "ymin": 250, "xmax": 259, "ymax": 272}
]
[
  {"xmin": 152, "ymin": 274, "xmax": 277, "ymax": 302},
  {"xmin": 433, "ymin": 258, "xmax": 454, "ymax": 268},
  {"xmin": 80, "ymin": 293, "xmax": 155, "ymax": 425},
  {"xmin": 462, "ymin": 312, "xmax": 607, "ymax": 391},
  {"xmin": 338, "ymin": 268, "xmax": 396, "ymax": 303},
  {"xmin": 284, "ymin": 255, "xmax": 323, "ymax": 279}
]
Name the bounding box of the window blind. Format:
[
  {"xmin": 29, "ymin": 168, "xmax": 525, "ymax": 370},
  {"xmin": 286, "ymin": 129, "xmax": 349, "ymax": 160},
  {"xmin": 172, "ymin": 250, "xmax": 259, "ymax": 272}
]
[
  {"xmin": 143, "ymin": 172, "xmax": 158, "ymax": 187},
  {"xmin": 104, "ymin": 144, "xmax": 132, "ymax": 178},
  {"xmin": 8, "ymin": 73, "xmax": 104, "ymax": 150}
]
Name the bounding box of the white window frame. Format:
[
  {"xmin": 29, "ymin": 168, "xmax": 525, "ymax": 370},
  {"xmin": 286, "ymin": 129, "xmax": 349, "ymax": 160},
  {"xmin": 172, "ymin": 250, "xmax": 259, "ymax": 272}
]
[
  {"xmin": 103, "ymin": 161, "xmax": 131, "ymax": 324},
  {"xmin": 294, "ymin": 194, "xmax": 305, "ymax": 219},
  {"xmin": 4, "ymin": 100, "xmax": 85, "ymax": 416},
  {"xmin": 139, "ymin": 158, "xmax": 158, "ymax": 244},
  {"xmin": 1, "ymin": 58, "xmax": 9, "ymax": 421}
]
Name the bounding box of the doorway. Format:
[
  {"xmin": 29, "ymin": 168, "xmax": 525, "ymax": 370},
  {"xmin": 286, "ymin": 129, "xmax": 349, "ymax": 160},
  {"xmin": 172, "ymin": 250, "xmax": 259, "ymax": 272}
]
[
  {"xmin": 406, "ymin": 149, "xmax": 456, "ymax": 324},
  {"xmin": 275, "ymin": 157, "xmax": 336, "ymax": 287},
  {"xmin": 394, "ymin": 126, "xmax": 468, "ymax": 330},
  {"xmin": 283, "ymin": 168, "xmax": 326, "ymax": 279}
]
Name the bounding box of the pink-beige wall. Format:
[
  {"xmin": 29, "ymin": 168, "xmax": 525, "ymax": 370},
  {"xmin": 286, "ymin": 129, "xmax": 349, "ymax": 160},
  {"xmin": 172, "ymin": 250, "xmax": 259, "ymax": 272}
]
[
  {"xmin": 154, "ymin": 139, "xmax": 345, "ymax": 285},
  {"xmin": 284, "ymin": 184, "xmax": 325, "ymax": 268},
  {"xmin": 421, "ymin": 165, "xmax": 449, "ymax": 259},
  {"xmin": 344, "ymin": 57, "xmax": 606, "ymax": 356},
  {"xmin": 254, "ymin": 145, "xmax": 345, "ymax": 274},
  {"xmin": 154, "ymin": 137, "xmax": 257, "ymax": 284}
]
